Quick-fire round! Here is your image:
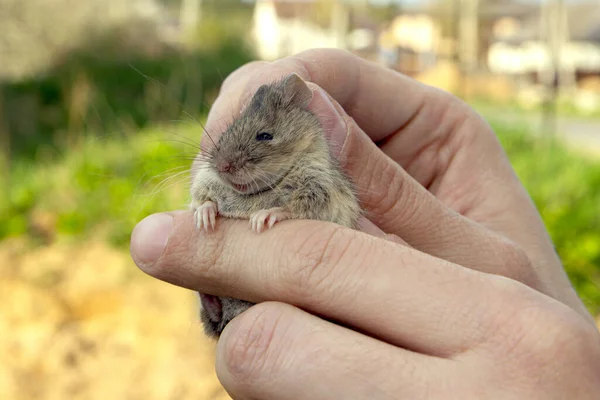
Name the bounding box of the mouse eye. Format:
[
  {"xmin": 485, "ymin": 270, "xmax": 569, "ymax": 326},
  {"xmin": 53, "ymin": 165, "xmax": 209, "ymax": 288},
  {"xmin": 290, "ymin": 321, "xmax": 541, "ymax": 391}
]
[{"xmin": 256, "ymin": 132, "xmax": 273, "ymax": 142}]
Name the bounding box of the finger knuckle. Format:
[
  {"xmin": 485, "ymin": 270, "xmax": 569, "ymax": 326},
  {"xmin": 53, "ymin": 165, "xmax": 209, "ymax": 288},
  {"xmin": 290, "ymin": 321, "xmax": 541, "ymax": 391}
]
[
  {"xmin": 366, "ymin": 155, "xmax": 405, "ymax": 213},
  {"xmin": 484, "ymin": 292, "xmax": 600, "ymax": 393},
  {"xmin": 467, "ymin": 277, "xmax": 536, "ymax": 349},
  {"xmin": 484, "ymin": 281, "xmax": 594, "ymax": 370},
  {"xmin": 284, "ymin": 225, "xmax": 352, "ymax": 300},
  {"xmin": 367, "ymin": 158, "xmax": 422, "ymax": 230},
  {"xmin": 191, "ymin": 227, "xmax": 228, "ymax": 281},
  {"xmin": 220, "ymin": 303, "xmax": 289, "ymax": 386}
]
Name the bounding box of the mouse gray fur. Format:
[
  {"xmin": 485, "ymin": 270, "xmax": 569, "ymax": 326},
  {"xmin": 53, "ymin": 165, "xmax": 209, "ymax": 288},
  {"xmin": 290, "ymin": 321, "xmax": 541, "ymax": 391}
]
[{"xmin": 189, "ymin": 73, "xmax": 361, "ymax": 339}]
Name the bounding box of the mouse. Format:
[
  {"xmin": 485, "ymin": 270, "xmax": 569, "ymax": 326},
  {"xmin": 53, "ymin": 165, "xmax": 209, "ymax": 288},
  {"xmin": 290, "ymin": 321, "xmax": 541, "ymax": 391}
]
[{"xmin": 189, "ymin": 72, "xmax": 362, "ymax": 339}]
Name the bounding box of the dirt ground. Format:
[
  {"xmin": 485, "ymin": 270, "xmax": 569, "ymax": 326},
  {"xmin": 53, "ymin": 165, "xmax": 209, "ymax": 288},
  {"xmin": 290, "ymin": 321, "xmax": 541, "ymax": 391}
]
[
  {"xmin": 2, "ymin": 237, "xmax": 599, "ymax": 400},
  {"xmin": 0, "ymin": 237, "xmax": 231, "ymax": 400}
]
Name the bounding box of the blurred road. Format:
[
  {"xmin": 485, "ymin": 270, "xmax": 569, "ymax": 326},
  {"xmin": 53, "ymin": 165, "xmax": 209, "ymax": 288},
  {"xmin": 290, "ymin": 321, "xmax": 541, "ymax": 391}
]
[{"xmin": 475, "ymin": 105, "xmax": 600, "ymax": 157}]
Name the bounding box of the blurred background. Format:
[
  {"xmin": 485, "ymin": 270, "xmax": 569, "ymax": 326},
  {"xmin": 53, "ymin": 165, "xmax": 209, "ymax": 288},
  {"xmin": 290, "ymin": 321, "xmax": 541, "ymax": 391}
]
[{"xmin": 1, "ymin": 0, "xmax": 599, "ymax": 398}]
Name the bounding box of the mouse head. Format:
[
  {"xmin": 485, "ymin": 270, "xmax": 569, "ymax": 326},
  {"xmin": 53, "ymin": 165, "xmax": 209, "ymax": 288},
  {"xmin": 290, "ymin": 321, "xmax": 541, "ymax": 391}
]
[{"xmin": 208, "ymin": 73, "xmax": 322, "ymax": 194}]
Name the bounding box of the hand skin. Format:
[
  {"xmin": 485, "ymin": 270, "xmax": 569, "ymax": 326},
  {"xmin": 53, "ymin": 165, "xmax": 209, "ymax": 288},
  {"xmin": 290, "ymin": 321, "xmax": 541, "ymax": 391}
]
[{"xmin": 130, "ymin": 49, "xmax": 600, "ymax": 399}]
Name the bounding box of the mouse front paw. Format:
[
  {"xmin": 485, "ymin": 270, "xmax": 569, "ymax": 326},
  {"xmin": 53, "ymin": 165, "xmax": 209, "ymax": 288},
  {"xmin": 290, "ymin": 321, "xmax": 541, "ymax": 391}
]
[
  {"xmin": 194, "ymin": 201, "xmax": 218, "ymax": 232},
  {"xmin": 249, "ymin": 207, "xmax": 291, "ymax": 233}
]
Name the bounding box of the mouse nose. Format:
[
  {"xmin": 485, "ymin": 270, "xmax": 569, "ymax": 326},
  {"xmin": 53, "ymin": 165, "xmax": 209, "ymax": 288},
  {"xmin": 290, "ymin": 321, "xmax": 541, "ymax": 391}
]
[{"xmin": 217, "ymin": 161, "xmax": 232, "ymax": 173}]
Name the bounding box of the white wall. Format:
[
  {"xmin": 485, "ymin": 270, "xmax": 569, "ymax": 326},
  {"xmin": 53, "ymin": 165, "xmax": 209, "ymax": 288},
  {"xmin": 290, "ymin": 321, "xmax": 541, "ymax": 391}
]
[
  {"xmin": 251, "ymin": 0, "xmax": 343, "ymax": 61},
  {"xmin": 488, "ymin": 41, "xmax": 600, "ymax": 74},
  {"xmin": 252, "ymin": 0, "xmax": 281, "ymax": 60}
]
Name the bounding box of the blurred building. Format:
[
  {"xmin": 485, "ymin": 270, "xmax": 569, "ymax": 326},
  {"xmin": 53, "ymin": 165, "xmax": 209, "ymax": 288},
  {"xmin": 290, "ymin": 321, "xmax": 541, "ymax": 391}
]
[
  {"xmin": 0, "ymin": 0, "xmax": 172, "ymax": 81},
  {"xmin": 252, "ymin": 0, "xmax": 347, "ymax": 60},
  {"xmin": 487, "ymin": 1, "xmax": 600, "ymax": 81},
  {"xmin": 377, "ymin": 11, "xmax": 440, "ymax": 75}
]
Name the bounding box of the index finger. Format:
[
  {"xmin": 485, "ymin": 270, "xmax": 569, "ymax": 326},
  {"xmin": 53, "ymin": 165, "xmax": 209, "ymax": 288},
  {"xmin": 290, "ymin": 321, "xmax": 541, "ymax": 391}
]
[{"xmin": 130, "ymin": 210, "xmax": 526, "ymax": 358}]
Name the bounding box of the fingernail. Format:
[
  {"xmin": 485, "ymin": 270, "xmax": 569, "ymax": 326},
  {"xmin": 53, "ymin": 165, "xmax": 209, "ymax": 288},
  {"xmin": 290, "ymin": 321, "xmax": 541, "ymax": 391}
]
[
  {"xmin": 357, "ymin": 217, "xmax": 385, "ymax": 236},
  {"xmin": 311, "ymin": 87, "xmax": 348, "ymax": 158},
  {"xmin": 130, "ymin": 213, "xmax": 173, "ymax": 268}
]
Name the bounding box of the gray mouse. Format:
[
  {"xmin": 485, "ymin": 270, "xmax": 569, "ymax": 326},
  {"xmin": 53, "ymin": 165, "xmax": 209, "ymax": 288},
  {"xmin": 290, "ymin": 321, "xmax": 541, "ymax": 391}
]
[{"xmin": 189, "ymin": 73, "xmax": 362, "ymax": 339}]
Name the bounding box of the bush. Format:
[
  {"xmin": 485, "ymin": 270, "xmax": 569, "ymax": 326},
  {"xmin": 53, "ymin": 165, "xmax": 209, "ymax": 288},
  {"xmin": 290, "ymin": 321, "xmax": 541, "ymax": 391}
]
[
  {"xmin": 0, "ymin": 124, "xmax": 199, "ymax": 247},
  {"xmin": 1, "ymin": 16, "xmax": 256, "ymax": 163},
  {"xmin": 0, "ymin": 12, "xmax": 256, "ymax": 247}
]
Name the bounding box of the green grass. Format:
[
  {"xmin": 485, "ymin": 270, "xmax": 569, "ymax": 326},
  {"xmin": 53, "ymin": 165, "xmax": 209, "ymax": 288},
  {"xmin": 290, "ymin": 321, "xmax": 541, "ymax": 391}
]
[
  {"xmin": 471, "ymin": 97, "xmax": 600, "ymax": 121},
  {"xmin": 1, "ymin": 120, "xmax": 599, "ymax": 315},
  {"xmin": 1, "ymin": 122, "xmax": 202, "ymax": 247}
]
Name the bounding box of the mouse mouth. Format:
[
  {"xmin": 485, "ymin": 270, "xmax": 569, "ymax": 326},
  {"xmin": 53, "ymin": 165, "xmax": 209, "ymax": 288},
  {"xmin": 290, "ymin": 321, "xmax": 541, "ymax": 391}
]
[
  {"xmin": 231, "ymin": 182, "xmax": 252, "ymax": 193},
  {"xmin": 225, "ymin": 177, "xmax": 265, "ymax": 194},
  {"xmin": 216, "ymin": 172, "xmax": 254, "ymax": 194},
  {"xmin": 222, "ymin": 167, "xmax": 293, "ymax": 195}
]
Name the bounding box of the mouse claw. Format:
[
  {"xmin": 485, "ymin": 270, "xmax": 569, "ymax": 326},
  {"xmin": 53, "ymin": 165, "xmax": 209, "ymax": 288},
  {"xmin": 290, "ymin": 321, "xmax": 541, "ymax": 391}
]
[
  {"xmin": 194, "ymin": 201, "xmax": 218, "ymax": 232},
  {"xmin": 210, "ymin": 210, "xmax": 216, "ymax": 230},
  {"xmin": 249, "ymin": 208, "xmax": 291, "ymax": 234}
]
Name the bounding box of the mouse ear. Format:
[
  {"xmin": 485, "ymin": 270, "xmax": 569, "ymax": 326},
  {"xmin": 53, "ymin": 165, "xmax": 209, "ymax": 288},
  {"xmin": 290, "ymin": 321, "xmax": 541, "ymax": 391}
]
[
  {"xmin": 281, "ymin": 73, "xmax": 313, "ymax": 108},
  {"xmin": 249, "ymin": 84, "xmax": 269, "ymax": 112}
]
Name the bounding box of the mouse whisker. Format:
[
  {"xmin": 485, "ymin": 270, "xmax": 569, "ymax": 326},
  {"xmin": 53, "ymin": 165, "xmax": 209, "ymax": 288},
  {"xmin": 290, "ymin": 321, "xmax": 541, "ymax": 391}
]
[
  {"xmin": 144, "ymin": 135, "xmax": 199, "ymax": 148},
  {"xmin": 146, "ymin": 165, "xmax": 192, "ymax": 181},
  {"xmin": 251, "ymin": 168, "xmax": 286, "ymax": 198},
  {"xmin": 137, "ymin": 168, "xmax": 191, "ymax": 189},
  {"xmin": 190, "ymin": 166, "xmax": 214, "ymax": 174},
  {"xmin": 195, "ymin": 150, "xmax": 214, "ymax": 158},
  {"xmin": 141, "ymin": 172, "xmax": 193, "ymax": 199},
  {"xmin": 192, "ymin": 165, "xmax": 214, "ymax": 173},
  {"xmin": 181, "ymin": 110, "xmax": 203, "ymax": 126},
  {"xmin": 237, "ymin": 168, "xmax": 264, "ymax": 194},
  {"xmin": 188, "ymin": 115, "xmax": 220, "ymax": 152},
  {"xmin": 156, "ymin": 156, "xmax": 203, "ymax": 163},
  {"xmin": 156, "ymin": 130, "xmax": 219, "ymax": 156},
  {"xmin": 132, "ymin": 178, "xmax": 191, "ymax": 217},
  {"xmin": 146, "ymin": 168, "xmax": 193, "ymax": 188},
  {"xmin": 149, "ymin": 138, "xmax": 205, "ymax": 153},
  {"xmin": 191, "ymin": 155, "xmax": 214, "ymax": 164},
  {"xmin": 169, "ymin": 118, "xmax": 201, "ymax": 128},
  {"xmin": 191, "ymin": 154, "xmax": 213, "ymax": 162},
  {"xmin": 148, "ymin": 179, "xmax": 193, "ymax": 199},
  {"xmin": 127, "ymin": 63, "xmax": 211, "ymax": 128},
  {"xmin": 127, "ymin": 63, "xmax": 194, "ymax": 115},
  {"xmin": 255, "ymin": 162, "xmax": 297, "ymax": 170}
]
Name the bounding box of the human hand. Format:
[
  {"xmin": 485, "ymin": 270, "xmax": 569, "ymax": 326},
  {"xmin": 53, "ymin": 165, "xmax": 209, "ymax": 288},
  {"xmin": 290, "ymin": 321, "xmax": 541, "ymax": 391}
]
[{"xmin": 130, "ymin": 49, "xmax": 600, "ymax": 398}]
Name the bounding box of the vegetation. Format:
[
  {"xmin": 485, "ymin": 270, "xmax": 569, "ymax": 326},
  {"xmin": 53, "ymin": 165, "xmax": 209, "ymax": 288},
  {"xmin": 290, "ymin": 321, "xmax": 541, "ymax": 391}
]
[
  {"xmin": 0, "ymin": 124, "xmax": 197, "ymax": 247},
  {"xmin": 0, "ymin": 8, "xmax": 256, "ymax": 246},
  {"xmin": 471, "ymin": 97, "xmax": 600, "ymax": 121},
  {"xmin": 1, "ymin": 12, "xmax": 255, "ymax": 164},
  {"xmin": 493, "ymin": 122, "xmax": 600, "ymax": 314}
]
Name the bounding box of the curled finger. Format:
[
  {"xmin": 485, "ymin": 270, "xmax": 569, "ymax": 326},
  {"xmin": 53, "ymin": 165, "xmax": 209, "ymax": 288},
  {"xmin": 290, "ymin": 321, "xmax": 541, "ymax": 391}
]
[{"xmin": 215, "ymin": 301, "xmax": 446, "ymax": 400}]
